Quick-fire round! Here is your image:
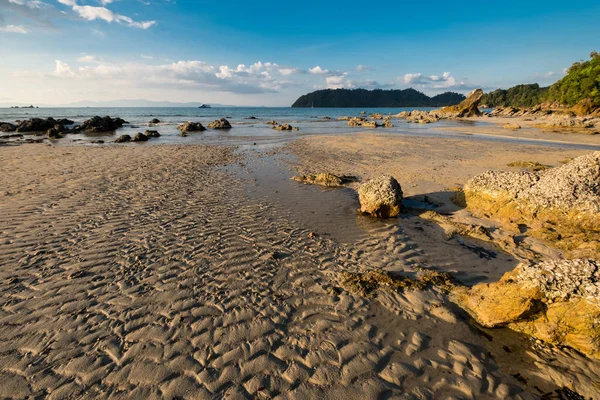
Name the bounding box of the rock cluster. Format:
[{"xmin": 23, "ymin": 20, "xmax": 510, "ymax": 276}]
[
  {"xmin": 348, "ymin": 117, "xmax": 379, "ymax": 128},
  {"xmin": 178, "ymin": 121, "xmax": 206, "ymax": 133},
  {"xmin": 81, "ymin": 116, "xmax": 127, "ymax": 133},
  {"xmin": 272, "ymin": 124, "xmax": 298, "ymax": 131},
  {"xmin": 208, "ymin": 118, "xmax": 232, "ymax": 129},
  {"xmin": 358, "ymin": 175, "xmax": 403, "ymax": 218},
  {"xmin": 144, "ymin": 130, "xmax": 160, "ymax": 138},
  {"xmin": 458, "ymin": 259, "xmax": 600, "ymax": 358}
]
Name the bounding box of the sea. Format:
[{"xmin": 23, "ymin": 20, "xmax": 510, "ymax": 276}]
[{"xmin": 1, "ymin": 106, "xmax": 598, "ymax": 150}]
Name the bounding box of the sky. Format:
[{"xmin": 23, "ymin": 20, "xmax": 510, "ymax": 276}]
[{"xmin": 0, "ymin": 0, "xmax": 599, "ymax": 106}]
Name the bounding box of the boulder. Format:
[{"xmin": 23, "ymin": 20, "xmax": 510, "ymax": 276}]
[
  {"xmin": 208, "ymin": 118, "xmax": 232, "ymax": 129},
  {"xmin": 81, "ymin": 116, "xmax": 127, "ymax": 133},
  {"xmin": 178, "ymin": 121, "xmax": 206, "ymax": 132},
  {"xmin": 150, "ymin": 118, "xmax": 161, "ymax": 124},
  {"xmin": 383, "ymin": 120, "xmax": 394, "ymax": 128},
  {"xmin": 0, "ymin": 122, "xmax": 17, "ymax": 132},
  {"xmin": 245, "ymin": 116, "xmax": 257, "ymax": 120},
  {"xmin": 439, "ymin": 88, "xmax": 484, "ymax": 118},
  {"xmin": 115, "ymin": 134, "xmax": 132, "ymax": 143},
  {"xmin": 133, "ymin": 132, "xmax": 148, "ymax": 142},
  {"xmin": 458, "ymin": 259, "xmax": 600, "ymax": 358},
  {"xmin": 266, "ymin": 120, "xmax": 278, "ymax": 125},
  {"xmin": 358, "ymin": 175, "xmax": 403, "ymax": 218},
  {"xmin": 348, "ymin": 117, "xmax": 379, "ymax": 128},
  {"xmin": 370, "ymin": 113, "xmax": 383, "ymax": 120},
  {"xmin": 144, "ymin": 130, "xmax": 161, "ymax": 138},
  {"xmin": 56, "ymin": 118, "xmax": 74, "ymax": 126}
]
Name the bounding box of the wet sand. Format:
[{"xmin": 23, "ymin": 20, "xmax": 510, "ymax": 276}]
[{"xmin": 1, "ymin": 135, "xmax": 600, "ymax": 399}]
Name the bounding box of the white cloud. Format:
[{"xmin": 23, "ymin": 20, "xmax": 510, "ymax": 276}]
[
  {"xmin": 402, "ymin": 71, "xmax": 475, "ymax": 90},
  {"xmin": 0, "ymin": 24, "xmax": 29, "ymax": 33},
  {"xmin": 55, "ymin": 1, "xmax": 156, "ymax": 29},
  {"xmin": 356, "ymin": 65, "xmax": 374, "ymax": 72},
  {"xmin": 309, "ymin": 66, "xmax": 329, "ymax": 75},
  {"xmin": 326, "ymin": 72, "xmax": 353, "ymax": 89},
  {"xmin": 77, "ymin": 55, "xmax": 104, "ymax": 63}
]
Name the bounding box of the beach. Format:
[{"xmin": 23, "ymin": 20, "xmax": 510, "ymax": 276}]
[{"xmin": 1, "ymin": 121, "xmax": 599, "ymax": 398}]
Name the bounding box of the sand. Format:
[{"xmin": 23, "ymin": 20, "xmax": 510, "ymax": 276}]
[{"xmin": 1, "ymin": 135, "xmax": 599, "ymax": 399}]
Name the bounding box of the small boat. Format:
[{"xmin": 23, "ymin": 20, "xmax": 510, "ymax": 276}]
[{"xmin": 199, "ymin": 104, "xmax": 211, "ymax": 108}]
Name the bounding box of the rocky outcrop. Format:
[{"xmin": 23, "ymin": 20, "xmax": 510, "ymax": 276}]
[
  {"xmin": 46, "ymin": 126, "xmax": 64, "ymax": 139},
  {"xmin": 144, "ymin": 130, "xmax": 160, "ymax": 138},
  {"xmin": 15, "ymin": 118, "xmax": 59, "ymax": 132},
  {"xmin": 571, "ymin": 98, "xmax": 598, "ymax": 117},
  {"xmin": 133, "ymin": 132, "xmax": 148, "ymax": 142},
  {"xmin": 358, "ymin": 175, "xmax": 403, "ymax": 218},
  {"xmin": 115, "ymin": 134, "xmax": 131, "ymax": 143},
  {"xmin": 458, "ymin": 259, "xmax": 600, "ymax": 358},
  {"xmin": 208, "ymin": 118, "xmax": 232, "ymax": 129},
  {"xmin": 439, "ymin": 89, "xmax": 484, "ymax": 118},
  {"xmin": 463, "ymin": 152, "xmax": 600, "ymax": 258},
  {"xmin": 178, "ymin": 122, "xmax": 206, "ymax": 133},
  {"xmin": 81, "ymin": 116, "xmax": 127, "ymax": 133}
]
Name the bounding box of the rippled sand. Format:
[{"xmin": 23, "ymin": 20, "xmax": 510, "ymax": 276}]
[{"xmin": 1, "ymin": 140, "xmax": 599, "ymax": 399}]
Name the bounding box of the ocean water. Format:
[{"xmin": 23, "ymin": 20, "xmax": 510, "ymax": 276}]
[{"xmin": 1, "ymin": 106, "xmax": 598, "ymax": 149}]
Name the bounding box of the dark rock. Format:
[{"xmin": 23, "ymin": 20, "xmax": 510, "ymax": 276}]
[
  {"xmin": 150, "ymin": 118, "xmax": 161, "ymax": 124},
  {"xmin": 47, "ymin": 127, "xmax": 63, "ymax": 139},
  {"xmin": 273, "ymin": 124, "xmax": 293, "ymax": 131},
  {"xmin": 81, "ymin": 116, "xmax": 127, "ymax": 133},
  {"xmin": 0, "ymin": 122, "xmax": 17, "ymax": 132},
  {"xmin": 208, "ymin": 118, "xmax": 232, "ymax": 129},
  {"xmin": 245, "ymin": 116, "xmax": 257, "ymax": 120},
  {"xmin": 115, "ymin": 134, "xmax": 132, "ymax": 143},
  {"xmin": 56, "ymin": 118, "xmax": 74, "ymax": 125},
  {"xmin": 91, "ymin": 140, "xmax": 105, "ymax": 144},
  {"xmin": 16, "ymin": 117, "xmax": 57, "ymax": 132},
  {"xmin": 133, "ymin": 132, "xmax": 148, "ymax": 142},
  {"xmin": 178, "ymin": 121, "xmax": 206, "ymax": 132},
  {"xmin": 144, "ymin": 130, "xmax": 160, "ymax": 138}
]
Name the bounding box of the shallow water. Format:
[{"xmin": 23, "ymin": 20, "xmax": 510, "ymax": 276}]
[{"xmin": 3, "ymin": 106, "xmax": 600, "ymax": 150}]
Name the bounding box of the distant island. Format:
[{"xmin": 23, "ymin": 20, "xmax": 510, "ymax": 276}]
[{"xmin": 291, "ymin": 88, "xmax": 466, "ymax": 108}]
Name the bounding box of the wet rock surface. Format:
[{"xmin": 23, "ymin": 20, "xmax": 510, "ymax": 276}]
[
  {"xmin": 81, "ymin": 116, "xmax": 127, "ymax": 133},
  {"xmin": 208, "ymin": 118, "xmax": 232, "ymax": 129},
  {"xmin": 292, "ymin": 173, "xmax": 357, "ymax": 187},
  {"xmin": 178, "ymin": 121, "xmax": 206, "ymax": 133}
]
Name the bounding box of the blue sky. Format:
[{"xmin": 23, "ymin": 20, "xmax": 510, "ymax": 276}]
[{"xmin": 0, "ymin": 0, "xmax": 598, "ymax": 106}]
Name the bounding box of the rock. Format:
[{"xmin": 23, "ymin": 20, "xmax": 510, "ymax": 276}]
[
  {"xmin": 458, "ymin": 259, "xmax": 600, "ymax": 358},
  {"xmin": 150, "ymin": 118, "xmax": 161, "ymax": 124},
  {"xmin": 81, "ymin": 116, "xmax": 127, "ymax": 133},
  {"xmin": 56, "ymin": 118, "xmax": 74, "ymax": 125},
  {"xmin": 133, "ymin": 132, "xmax": 148, "ymax": 142},
  {"xmin": 245, "ymin": 116, "xmax": 257, "ymax": 120},
  {"xmin": 178, "ymin": 121, "xmax": 206, "ymax": 132},
  {"xmin": 0, "ymin": 122, "xmax": 17, "ymax": 132},
  {"xmin": 115, "ymin": 134, "xmax": 131, "ymax": 143},
  {"xmin": 144, "ymin": 130, "xmax": 161, "ymax": 138},
  {"xmin": 208, "ymin": 118, "xmax": 232, "ymax": 129},
  {"xmin": 503, "ymin": 123, "xmax": 521, "ymax": 130},
  {"xmin": 383, "ymin": 120, "xmax": 394, "ymax": 128},
  {"xmin": 91, "ymin": 140, "xmax": 104, "ymax": 144},
  {"xmin": 323, "ymin": 116, "xmax": 331, "ymax": 120},
  {"xmin": 47, "ymin": 127, "xmax": 63, "ymax": 139},
  {"xmin": 463, "ymin": 152, "xmax": 600, "ymax": 257},
  {"xmin": 358, "ymin": 175, "xmax": 403, "ymax": 218},
  {"xmin": 292, "ymin": 173, "xmax": 357, "ymax": 187},
  {"xmin": 348, "ymin": 117, "xmax": 379, "ymax": 128},
  {"xmin": 16, "ymin": 117, "xmax": 58, "ymax": 132},
  {"xmin": 266, "ymin": 120, "xmax": 278, "ymax": 125},
  {"xmin": 439, "ymin": 88, "xmax": 484, "ymax": 118},
  {"xmin": 273, "ymin": 124, "xmax": 293, "ymax": 131},
  {"xmin": 337, "ymin": 116, "xmax": 352, "ymax": 121},
  {"xmin": 370, "ymin": 113, "xmax": 383, "ymax": 120}
]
